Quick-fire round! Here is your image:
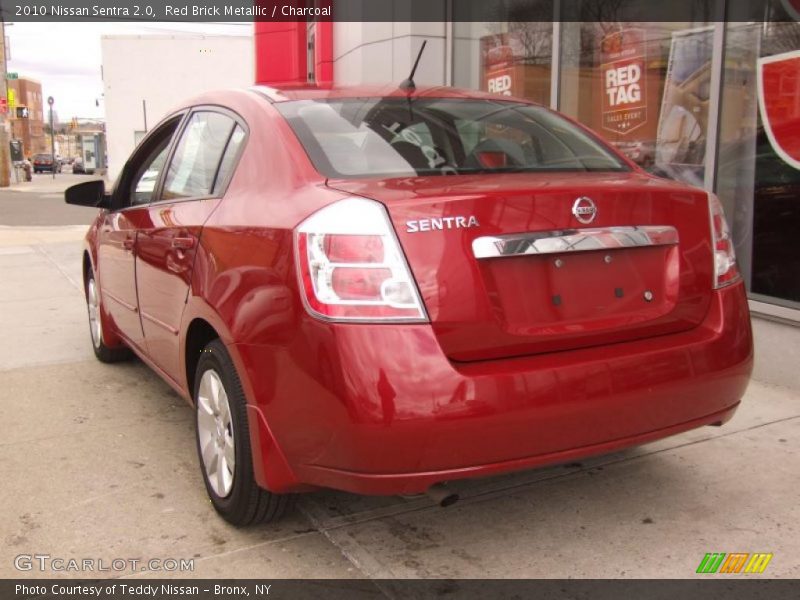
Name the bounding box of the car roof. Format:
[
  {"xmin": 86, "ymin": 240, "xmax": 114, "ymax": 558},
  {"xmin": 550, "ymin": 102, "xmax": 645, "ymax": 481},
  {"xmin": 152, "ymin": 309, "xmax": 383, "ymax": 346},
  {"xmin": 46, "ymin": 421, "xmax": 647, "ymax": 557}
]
[{"xmin": 249, "ymin": 84, "xmax": 540, "ymax": 105}]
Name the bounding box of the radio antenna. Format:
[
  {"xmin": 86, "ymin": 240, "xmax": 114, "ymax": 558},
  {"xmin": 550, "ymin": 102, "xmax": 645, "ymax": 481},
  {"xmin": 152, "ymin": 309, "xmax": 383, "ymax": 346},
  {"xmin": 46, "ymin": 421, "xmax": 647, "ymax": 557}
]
[{"xmin": 399, "ymin": 41, "xmax": 427, "ymax": 91}]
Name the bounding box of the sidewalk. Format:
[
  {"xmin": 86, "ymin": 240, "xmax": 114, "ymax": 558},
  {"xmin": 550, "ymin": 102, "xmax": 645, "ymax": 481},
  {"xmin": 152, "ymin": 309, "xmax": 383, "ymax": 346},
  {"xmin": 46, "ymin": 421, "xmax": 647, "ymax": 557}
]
[{"xmin": 0, "ymin": 224, "xmax": 88, "ymax": 247}]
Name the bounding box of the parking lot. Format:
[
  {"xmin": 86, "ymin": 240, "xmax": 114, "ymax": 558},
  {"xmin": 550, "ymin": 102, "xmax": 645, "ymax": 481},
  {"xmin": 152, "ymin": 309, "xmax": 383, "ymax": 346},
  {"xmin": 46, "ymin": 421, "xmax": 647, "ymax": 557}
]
[{"xmin": 1, "ymin": 175, "xmax": 798, "ymax": 580}]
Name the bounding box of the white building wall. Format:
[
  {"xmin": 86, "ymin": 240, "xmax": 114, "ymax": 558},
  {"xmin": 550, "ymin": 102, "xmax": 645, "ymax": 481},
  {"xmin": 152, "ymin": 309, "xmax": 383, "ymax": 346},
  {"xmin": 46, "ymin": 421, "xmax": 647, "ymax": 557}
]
[
  {"xmin": 102, "ymin": 35, "xmax": 253, "ymax": 180},
  {"xmin": 332, "ymin": 22, "xmax": 448, "ymax": 87},
  {"xmin": 452, "ymin": 22, "xmax": 494, "ymax": 91}
]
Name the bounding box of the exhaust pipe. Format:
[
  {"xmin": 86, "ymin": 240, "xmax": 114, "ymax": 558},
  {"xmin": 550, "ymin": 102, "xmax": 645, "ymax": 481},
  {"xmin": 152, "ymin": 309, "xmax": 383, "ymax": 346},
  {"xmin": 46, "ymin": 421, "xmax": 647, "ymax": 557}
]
[{"xmin": 426, "ymin": 483, "xmax": 459, "ymax": 508}]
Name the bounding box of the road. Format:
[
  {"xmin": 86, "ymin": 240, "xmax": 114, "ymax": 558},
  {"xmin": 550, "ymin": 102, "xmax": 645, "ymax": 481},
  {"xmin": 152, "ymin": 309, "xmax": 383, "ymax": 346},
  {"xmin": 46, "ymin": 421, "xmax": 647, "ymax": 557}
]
[
  {"xmin": 0, "ymin": 175, "xmax": 798, "ymax": 581},
  {"xmin": 0, "ymin": 173, "xmax": 101, "ymax": 226}
]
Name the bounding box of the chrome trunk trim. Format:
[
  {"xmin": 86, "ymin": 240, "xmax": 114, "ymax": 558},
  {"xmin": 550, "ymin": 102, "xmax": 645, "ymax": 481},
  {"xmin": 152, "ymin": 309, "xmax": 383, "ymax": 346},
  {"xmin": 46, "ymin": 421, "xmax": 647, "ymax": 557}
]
[{"xmin": 472, "ymin": 226, "xmax": 679, "ymax": 259}]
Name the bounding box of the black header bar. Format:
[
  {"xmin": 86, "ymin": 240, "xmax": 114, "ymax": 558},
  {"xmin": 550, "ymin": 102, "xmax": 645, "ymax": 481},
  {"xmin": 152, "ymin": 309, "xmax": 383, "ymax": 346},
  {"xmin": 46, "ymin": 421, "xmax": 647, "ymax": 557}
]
[{"xmin": 1, "ymin": 0, "xmax": 798, "ymax": 23}]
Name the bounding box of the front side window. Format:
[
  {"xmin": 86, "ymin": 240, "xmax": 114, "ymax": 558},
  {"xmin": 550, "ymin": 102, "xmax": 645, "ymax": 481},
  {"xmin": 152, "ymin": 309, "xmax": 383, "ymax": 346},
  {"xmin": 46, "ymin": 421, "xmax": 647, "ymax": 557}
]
[
  {"xmin": 276, "ymin": 97, "xmax": 627, "ymax": 179},
  {"xmin": 132, "ymin": 144, "xmax": 170, "ymax": 205},
  {"xmin": 128, "ymin": 118, "xmax": 181, "ymax": 206},
  {"xmin": 162, "ymin": 111, "xmax": 236, "ymax": 200}
]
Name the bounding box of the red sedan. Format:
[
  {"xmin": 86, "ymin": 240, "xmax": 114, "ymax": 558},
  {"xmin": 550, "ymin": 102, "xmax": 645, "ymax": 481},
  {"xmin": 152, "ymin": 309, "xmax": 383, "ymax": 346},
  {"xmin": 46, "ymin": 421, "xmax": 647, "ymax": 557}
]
[{"xmin": 65, "ymin": 85, "xmax": 752, "ymax": 526}]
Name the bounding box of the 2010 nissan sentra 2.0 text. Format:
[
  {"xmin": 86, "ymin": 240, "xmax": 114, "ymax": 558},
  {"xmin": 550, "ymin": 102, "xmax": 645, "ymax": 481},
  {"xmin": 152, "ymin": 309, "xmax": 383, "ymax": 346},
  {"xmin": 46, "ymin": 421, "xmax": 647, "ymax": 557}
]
[{"xmin": 65, "ymin": 83, "xmax": 752, "ymax": 526}]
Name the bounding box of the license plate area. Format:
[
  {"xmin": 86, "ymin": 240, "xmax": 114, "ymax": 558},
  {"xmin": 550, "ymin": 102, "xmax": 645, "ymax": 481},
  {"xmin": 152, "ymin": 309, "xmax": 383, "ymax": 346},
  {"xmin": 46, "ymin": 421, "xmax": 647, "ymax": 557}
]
[{"xmin": 479, "ymin": 245, "xmax": 680, "ymax": 336}]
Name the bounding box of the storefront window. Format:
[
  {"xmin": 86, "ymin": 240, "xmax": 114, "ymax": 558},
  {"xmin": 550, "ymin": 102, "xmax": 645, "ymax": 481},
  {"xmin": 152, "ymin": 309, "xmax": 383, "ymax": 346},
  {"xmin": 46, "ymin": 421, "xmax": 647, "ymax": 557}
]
[
  {"xmin": 453, "ymin": 22, "xmax": 553, "ymax": 106},
  {"xmin": 717, "ymin": 3, "xmax": 800, "ymax": 308},
  {"xmin": 452, "ymin": 1, "xmax": 799, "ymax": 313},
  {"xmin": 559, "ymin": 21, "xmax": 712, "ymax": 187}
]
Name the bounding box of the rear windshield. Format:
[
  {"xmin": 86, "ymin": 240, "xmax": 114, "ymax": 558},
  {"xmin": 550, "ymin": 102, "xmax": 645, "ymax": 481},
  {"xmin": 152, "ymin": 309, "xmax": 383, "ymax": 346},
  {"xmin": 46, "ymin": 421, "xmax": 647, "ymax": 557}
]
[
  {"xmin": 33, "ymin": 154, "xmax": 52, "ymax": 160},
  {"xmin": 276, "ymin": 97, "xmax": 628, "ymax": 179}
]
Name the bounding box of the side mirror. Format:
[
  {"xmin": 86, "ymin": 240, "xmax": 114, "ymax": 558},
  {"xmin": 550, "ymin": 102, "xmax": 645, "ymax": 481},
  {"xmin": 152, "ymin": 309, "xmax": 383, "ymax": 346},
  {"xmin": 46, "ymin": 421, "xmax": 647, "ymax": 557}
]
[{"xmin": 65, "ymin": 180, "xmax": 110, "ymax": 209}]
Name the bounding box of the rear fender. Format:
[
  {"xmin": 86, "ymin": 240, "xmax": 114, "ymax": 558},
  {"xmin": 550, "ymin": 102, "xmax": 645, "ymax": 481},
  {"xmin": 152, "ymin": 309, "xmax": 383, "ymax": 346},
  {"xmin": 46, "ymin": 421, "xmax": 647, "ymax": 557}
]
[{"xmin": 182, "ymin": 294, "xmax": 303, "ymax": 493}]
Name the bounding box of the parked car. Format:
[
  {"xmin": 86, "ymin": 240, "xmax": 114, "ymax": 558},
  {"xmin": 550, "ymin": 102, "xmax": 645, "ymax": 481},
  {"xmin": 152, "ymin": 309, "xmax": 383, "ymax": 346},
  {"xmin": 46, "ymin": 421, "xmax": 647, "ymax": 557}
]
[
  {"xmin": 32, "ymin": 153, "xmax": 61, "ymax": 173},
  {"xmin": 65, "ymin": 86, "xmax": 753, "ymax": 526},
  {"xmin": 71, "ymin": 158, "xmax": 86, "ymax": 174}
]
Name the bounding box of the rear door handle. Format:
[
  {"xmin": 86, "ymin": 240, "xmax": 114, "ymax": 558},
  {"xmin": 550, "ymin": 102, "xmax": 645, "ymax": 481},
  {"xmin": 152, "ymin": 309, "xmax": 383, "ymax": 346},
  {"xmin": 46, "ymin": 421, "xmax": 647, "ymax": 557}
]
[
  {"xmin": 122, "ymin": 238, "xmax": 135, "ymax": 251},
  {"xmin": 172, "ymin": 237, "xmax": 195, "ymax": 250}
]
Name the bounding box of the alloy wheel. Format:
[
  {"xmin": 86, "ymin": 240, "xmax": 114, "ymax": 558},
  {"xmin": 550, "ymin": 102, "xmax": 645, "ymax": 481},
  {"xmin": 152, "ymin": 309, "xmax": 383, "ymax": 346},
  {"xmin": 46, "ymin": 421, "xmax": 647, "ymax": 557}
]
[
  {"xmin": 87, "ymin": 278, "xmax": 102, "ymax": 349},
  {"xmin": 197, "ymin": 369, "xmax": 236, "ymax": 497}
]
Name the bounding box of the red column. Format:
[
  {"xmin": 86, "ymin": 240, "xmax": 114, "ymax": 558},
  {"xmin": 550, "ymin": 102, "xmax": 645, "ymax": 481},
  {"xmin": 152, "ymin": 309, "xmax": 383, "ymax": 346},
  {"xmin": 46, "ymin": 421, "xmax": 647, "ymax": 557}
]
[
  {"xmin": 254, "ymin": 20, "xmax": 334, "ymax": 88},
  {"xmin": 254, "ymin": 22, "xmax": 308, "ymax": 86}
]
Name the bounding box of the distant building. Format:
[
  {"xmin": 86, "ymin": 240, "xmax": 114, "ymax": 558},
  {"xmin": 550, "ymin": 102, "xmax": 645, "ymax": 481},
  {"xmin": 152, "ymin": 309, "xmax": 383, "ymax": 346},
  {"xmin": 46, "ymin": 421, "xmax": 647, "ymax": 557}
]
[
  {"xmin": 58, "ymin": 119, "xmax": 106, "ymax": 165},
  {"xmin": 101, "ymin": 34, "xmax": 253, "ymax": 180},
  {"xmin": 7, "ymin": 77, "xmax": 46, "ymax": 156}
]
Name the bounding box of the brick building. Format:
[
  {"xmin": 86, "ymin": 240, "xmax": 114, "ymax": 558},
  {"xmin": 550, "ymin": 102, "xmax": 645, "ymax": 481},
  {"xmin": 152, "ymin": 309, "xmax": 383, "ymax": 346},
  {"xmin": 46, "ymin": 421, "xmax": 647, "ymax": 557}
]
[{"xmin": 7, "ymin": 77, "xmax": 46, "ymax": 156}]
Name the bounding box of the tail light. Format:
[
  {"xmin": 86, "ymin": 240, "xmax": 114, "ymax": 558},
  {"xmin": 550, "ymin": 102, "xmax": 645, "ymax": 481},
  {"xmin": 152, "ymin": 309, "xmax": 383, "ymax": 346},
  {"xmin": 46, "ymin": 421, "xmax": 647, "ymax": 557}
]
[
  {"xmin": 295, "ymin": 197, "xmax": 428, "ymax": 322},
  {"xmin": 708, "ymin": 193, "xmax": 740, "ymax": 288}
]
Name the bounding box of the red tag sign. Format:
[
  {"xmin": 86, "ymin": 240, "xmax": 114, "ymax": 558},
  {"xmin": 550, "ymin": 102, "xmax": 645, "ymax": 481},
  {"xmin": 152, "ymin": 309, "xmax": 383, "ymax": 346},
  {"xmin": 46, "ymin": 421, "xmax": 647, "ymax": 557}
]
[
  {"xmin": 486, "ymin": 68, "xmax": 514, "ymax": 96},
  {"xmin": 482, "ymin": 41, "xmax": 518, "ymax": 97},
  {"xmin": 758, "ymin": 50, "xmax": 800, "ymax": 170},
  {"xmin": 600, "ymin": 29, "xmax": 648, "ymax": 135}
]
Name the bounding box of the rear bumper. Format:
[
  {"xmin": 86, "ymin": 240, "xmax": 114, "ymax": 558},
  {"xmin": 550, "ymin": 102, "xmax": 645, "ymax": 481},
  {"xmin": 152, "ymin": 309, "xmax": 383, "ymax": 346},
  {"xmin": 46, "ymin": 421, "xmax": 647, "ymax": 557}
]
[
  {"xmin": 293, "ymin": 403, "xmax": 739, "ymax": 495},
  {"xmin": 238, "ymin": 282, "xmax": 753, "ymax": 495}
]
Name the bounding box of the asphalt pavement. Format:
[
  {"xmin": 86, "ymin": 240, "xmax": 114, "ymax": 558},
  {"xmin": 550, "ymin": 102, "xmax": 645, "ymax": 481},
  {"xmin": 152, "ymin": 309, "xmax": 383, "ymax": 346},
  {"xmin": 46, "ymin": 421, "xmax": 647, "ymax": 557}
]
[
  {"xmin": 0, "ymin": 173, "xmax": 103, "ymax": 226},
  {"xmin": 0, "ymin": 175, "xmax": 798, "ymax": 580}
]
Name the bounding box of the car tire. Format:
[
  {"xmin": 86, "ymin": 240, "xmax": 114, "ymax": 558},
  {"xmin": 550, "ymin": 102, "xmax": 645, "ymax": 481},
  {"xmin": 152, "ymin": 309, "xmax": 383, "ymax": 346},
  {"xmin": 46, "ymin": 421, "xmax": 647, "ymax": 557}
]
[
  {"xmin": 194, "ymin": 339, "xmax": 292, "ymax": 526},
  {"xmin": 85, "ymin": 270, "xmax": 131, "ymax": 363}
]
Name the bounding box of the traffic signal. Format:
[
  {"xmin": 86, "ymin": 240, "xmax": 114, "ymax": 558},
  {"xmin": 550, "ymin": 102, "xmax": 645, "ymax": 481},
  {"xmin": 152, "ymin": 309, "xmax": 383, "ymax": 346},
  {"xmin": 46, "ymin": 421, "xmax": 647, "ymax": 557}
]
[{"xmin": 15, "ymin": 106, "xmax": 29, "ymax": 119}]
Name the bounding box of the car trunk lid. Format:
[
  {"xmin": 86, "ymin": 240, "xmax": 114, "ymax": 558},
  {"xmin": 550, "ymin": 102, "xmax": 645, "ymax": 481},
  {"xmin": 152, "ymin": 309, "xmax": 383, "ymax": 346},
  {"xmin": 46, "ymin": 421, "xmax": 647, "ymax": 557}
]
[{"xmin": 328, "ymin": 172, "xmax": 713, "ymax": 362}]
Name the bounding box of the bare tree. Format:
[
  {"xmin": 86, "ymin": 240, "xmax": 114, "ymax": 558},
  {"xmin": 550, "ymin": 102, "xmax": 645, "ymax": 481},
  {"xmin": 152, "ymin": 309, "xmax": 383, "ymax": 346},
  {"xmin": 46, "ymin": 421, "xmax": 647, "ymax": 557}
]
[{"xmin": 508, "ymin": 22, "xmax": 553, "ymax": 65}]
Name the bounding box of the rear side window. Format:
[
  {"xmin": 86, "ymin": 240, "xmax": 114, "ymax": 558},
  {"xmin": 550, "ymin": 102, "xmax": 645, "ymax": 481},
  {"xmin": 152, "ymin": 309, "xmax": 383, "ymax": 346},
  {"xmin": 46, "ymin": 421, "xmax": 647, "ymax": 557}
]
[
  {"xmin": 213, "ymin": 125, "xmax": 246, "ymax": 195},
  {"xmin": 162, "ymin": 112, "xmax": 236, "ymax": 200},
  {"xmin": 276, "ymin": 97, "xmax": 627, "ymax": 179}
]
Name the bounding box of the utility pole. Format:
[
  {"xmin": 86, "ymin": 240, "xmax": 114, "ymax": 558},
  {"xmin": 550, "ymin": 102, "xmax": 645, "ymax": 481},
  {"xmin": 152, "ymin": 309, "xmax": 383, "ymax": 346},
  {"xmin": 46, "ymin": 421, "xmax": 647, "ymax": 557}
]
[
  {"xmin": 0, "ymin": 21, "xmax": 12, "ymax": 187},
  {"xmin": 47, "ymin": 96, "xmax": 55, "ymax": 179}
]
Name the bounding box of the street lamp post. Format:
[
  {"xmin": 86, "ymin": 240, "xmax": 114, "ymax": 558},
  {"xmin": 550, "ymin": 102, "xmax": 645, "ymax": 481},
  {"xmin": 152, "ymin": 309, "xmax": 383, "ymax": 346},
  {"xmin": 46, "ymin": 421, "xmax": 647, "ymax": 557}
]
[{"xmin": 47, "ymin": 95, "xmax": 55, "ymax": 179}]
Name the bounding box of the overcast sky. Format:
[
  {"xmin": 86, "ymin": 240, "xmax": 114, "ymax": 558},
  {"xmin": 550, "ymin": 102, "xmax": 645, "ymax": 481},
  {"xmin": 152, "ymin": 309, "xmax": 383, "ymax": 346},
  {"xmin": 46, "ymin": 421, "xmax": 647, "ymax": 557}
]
[{"xmin": 6, "ymin": 22, "xmax": 252, "ymax": 120}]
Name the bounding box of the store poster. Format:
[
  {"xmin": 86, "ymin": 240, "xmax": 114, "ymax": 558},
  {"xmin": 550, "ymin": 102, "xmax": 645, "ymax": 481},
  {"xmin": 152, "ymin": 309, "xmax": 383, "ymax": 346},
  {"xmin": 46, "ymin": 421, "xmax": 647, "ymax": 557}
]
[
  {"xmin": 481, "ymin": 34, "xmax": 522, "ymax": 97},
  {"xmin": 599, "ymin": 29, "xmax": 648, "ymax": 135},
  {"xmin": 655, "ymin": 26, "xmax": 713, "ymax": 185}
]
